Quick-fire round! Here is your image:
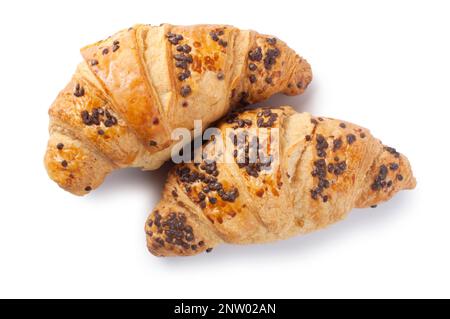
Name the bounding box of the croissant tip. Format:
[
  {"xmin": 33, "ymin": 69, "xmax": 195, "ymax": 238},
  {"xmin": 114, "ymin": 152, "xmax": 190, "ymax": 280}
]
[
  {"xmin": 282, "ymin": 56, "xmax": 313, "ymax": 96},
  {"xmin": 145, "ymin": 207, "xmax": 214, "ymax": 257},
  {"xmin": 44, "ymin": 131, "xmax": 111, "ymax": 196}
]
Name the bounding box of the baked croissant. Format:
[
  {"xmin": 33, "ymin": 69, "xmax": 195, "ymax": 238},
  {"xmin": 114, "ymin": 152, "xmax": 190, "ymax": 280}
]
[
  {"xmin": 145, "ymin": 106, "xmax": 416, "ymax": 257},
  {"xmin": 44, "ymin": 24, "xmax": 312, "ymax": 195}
]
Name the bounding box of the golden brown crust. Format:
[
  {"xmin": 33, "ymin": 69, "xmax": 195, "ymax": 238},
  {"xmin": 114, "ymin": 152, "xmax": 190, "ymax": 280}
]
[
  {"xmin": 45, "ymin": 24, "xmax": 312, "ymax": 195},
  {"xmin": 145, "ymin": 106, "xmax": 416, "ymax": 257},
  {"xmin": 80, "ymin": 27, "xmax": 171, "ymax": 152}
]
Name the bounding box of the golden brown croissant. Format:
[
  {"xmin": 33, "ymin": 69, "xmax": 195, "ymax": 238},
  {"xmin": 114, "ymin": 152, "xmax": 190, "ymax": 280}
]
[
  {"xmin": 145, "ymin": 106, "xmax": 416, "ymax": 257},
  {"xmin": 44, "ymin": 24, "xmax": 312, "ymax": 195}
]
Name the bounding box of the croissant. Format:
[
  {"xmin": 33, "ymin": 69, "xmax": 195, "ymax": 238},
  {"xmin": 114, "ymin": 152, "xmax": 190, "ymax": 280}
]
[
  {"xmin": 44, "ymin": 24, "xmax": 312, "ymax": 195},
  {"xmin": 145, "ymin": 106, "xmax": 416, "ymax": 257}
]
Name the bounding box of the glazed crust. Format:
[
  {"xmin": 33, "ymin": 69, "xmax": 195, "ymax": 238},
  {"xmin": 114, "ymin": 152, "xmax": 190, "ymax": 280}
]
[
  {"xmin": 145, "ymin": 106, "xmax": 416, "ymax": 257},
  {"xmin": 44, "ymin": 24, "xmax": 312, "ymax": 195}
]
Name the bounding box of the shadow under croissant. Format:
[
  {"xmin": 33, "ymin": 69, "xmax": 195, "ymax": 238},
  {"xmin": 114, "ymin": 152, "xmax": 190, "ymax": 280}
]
[
  {"xmin": 152, "ymin": 190, "xmax": 416, "ymax": 265},
  {"xmin": 251, "ymin": 84, "xmax": 317, "ymax": 113},
  {"xmin": 86, "ymin": 162, "xmax": 174, "ymax": 201}
]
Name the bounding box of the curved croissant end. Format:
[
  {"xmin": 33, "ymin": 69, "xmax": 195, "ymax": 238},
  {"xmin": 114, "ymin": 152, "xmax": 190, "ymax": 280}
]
[
  {"xmin": 45, "ymin": 24, "xmax": 312, "ymax": 195},
  {"xmin": 145, "ymin": 106, "xmax": 416, "ymax": 257}
]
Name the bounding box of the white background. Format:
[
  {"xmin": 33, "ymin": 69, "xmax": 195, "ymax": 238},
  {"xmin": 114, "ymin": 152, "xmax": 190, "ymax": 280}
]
[{"xmin": 0, "ymin": 0, "xmax": 448, "ymax": 298}]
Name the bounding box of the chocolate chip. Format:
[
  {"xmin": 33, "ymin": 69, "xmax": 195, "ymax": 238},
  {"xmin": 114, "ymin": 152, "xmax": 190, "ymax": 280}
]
[
  {"xmin": 185, "ymin": 232, "xmax": 194, "ymax": 242},
  {"xmin": 209, "ymin": 31, "xmax": 219, "ymax": 41},
  {"xmin": 198, "ymin": 192, "xmax": 206, "ymax": 201},
  {"xmin": 249, "ymin": 63, "xmax": 257, "ymax": 71},
  {"xmin": 167, "ymin": 32, "xmax": 183, "ymax": 45},
  {"xmin": 339, "ymin": 123, "xmax": 346, "ymax": 128},
  {"xmin": 310, "ymin": 188, "xmax": 320, "ymax": 200},
  {"xmin": 319, "ymin": 179, "xmax": 330, "ymax": 189},
  {"xmin": 248, "ymin": 47, "xmax": 263, "ymax": 61},
  {"xmin": 316, "ymin": 134, "xmax": 329, "ymax": 157},
  {"xmin": 389, "ymin": 163, "xmax": 399, "ymax": 171},
  {"xmin": 174, "ymin": 53, "xmax": 193, "ymax": 63},
  {"xmin": 371, "ymin": 183, "xmax": 381, "ymax": 191},
  {"xmin": 73, "ymin": 84, "xmax": 85, "ymax": 97},
  {"xmin": 397, "ymin": 174, "xmax": 404, "ymax": 181},
  {"xmin": 85, "ymin": 186, "xmax": 92, "ymax": 192},
  {"xmin": 385, "ymin": 146, "xmax": 400, "ymax": 158},
  {"xmin": 90, "ymin": 108, "xmax": 101, "ymax": 125},
  {"xmin": 81, "ymin": 110, "xmax": 91, "ymax": 125},
  {"xmin": 265, "ymin": 77, "xmax": 273, "ymax": 84},
  {"xmin": 176, "ymin": 44, "xmax": 192, "ymax": 53},
  {"xmin": 346, "ymin": 134, "xmax": 356, "ymax": 144},
  {"xmin": 175, "ymin": 61, "xmax": 188, "ymax": 69},
  {"xmin": 335, "ymin": 161, "xmax": 347, "ymax": 175},
  {"xmin": 102, "ymin": 48, "xmax": 109, "ymax": 55},
  {"xmin": 90, "ymin": 59, "xmax": 99, "ymax": 66},
  {"xmin": 328, "ymin": 163, "xmax": 335, "ymax": 173},
  {"xmin": 61, "ymin": 160, "xmax": 68, "ymax": 168},
  {"xmin": 263, "ymin": 48, "xmax": 280, "ymax": 70},
  {"xmin": 202, "ymin": 186, "xmax": 210, "ymax": 193},
  {"xmin": 180, "ymin": 85, "xmax": 192, "ymax": 97},
  {"xmin": 218, "ymin": 39, "xmax": 227, "ymax": 47},
  {"xmin": 249, "ymin": 75, "xmax": 257, "ymax": 83},
  {"xmin": 56, "ymin": 143, "xmax": 64, "ymax": 150},
  {"xmin": 149, "ymin": 140, "xmax": 157, "ymax": 147},
  {"xmin": 97, "ymin": 129, "xmax": 104, "ymax": 135},
  {"xmin": 217, "ymin": 72, "xmax": 225, "ymax": 80},
  {"xmin": 371, "ymin": 164, "xmax": 389, "ymax": 191},
  {"xmin": 178, "ymin": 70, "xmax": 191, "ymax": 81},
  {"xmin": 222, "ymin": 188, "xmax": 239, "ymax": 202},
  {"xmin": 103, "ymin": 119, "xmax": 113, "ymax": 127},
  {"xmin": 154, "ymin": 211, "xmax": 161, "ymax": 227},
  {"xmin": 155, "ymin": 237, "xmax": 164, "ymax": 247},
  {"xmin": 333, "ymin": 138, "xmax": 342, "ymax": 152},
  {"xmin": 379, "ymin": 165, "xmax": 388, "ymax": 179},
  {"xmin": 267, "ymin": 37, "xmax": 277, "ymax": 45}
]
